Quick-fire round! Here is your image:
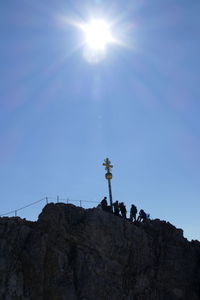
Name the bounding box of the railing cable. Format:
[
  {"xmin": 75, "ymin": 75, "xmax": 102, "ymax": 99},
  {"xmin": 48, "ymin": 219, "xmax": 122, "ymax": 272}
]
[{"xmin": 0, "ymin": 196, "xmax": 99, "ymax": 217}]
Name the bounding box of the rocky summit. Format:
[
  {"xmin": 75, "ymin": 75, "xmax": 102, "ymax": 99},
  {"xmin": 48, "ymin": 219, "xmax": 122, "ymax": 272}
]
[{"xmin": 0, "ymin": 203, "xmax": 200, "ymax": 300}]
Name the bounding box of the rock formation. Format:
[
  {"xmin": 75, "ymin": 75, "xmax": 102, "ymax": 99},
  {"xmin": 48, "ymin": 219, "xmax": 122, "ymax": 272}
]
[{"xmin": 0, "ymin": 203, "xmax": 200, "ymax": 300}]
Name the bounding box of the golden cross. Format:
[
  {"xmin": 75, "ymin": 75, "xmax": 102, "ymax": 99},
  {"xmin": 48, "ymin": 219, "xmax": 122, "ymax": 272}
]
[{"xmin": 103, "ymin": 158, "xmax": 113, "ymax": 173}]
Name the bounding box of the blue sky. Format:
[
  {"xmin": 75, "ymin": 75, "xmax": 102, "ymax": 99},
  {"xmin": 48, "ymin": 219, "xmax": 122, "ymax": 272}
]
[{"xmin": 1, "ymin": 0, "xmax": 200, "ymax": 240}]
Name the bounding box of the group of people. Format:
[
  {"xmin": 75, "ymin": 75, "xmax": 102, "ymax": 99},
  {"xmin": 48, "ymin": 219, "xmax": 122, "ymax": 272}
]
[{"xmin": 100, "ymin": 197, "xmax": 148, "ymax": 223}]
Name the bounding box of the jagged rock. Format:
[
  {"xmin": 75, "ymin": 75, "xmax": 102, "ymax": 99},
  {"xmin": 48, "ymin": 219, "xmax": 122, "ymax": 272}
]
[{"xmin": 0, "ymin": 203, "xmax": 200, "ymax": 300}]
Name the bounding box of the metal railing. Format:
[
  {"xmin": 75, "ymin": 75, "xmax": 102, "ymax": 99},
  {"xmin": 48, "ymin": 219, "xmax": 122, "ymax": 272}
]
[{"xmin": 0, "ymin": 196, "xmax": 99, "ymax": 218}]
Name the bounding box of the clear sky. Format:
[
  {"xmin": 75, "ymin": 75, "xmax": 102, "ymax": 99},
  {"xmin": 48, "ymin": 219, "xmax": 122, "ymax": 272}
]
[{"xmin": 1, "ymin": 0, "xmax": 200, "ymax": 240}]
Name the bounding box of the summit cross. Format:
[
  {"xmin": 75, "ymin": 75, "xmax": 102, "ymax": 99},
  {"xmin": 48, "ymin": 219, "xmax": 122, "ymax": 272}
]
[{"xmin": 103, "ymin": 158, "xmax": 113, "ymax": 173}]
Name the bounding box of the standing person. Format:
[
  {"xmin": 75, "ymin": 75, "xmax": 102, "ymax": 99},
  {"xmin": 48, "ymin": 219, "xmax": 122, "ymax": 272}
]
[
  {"xmin": 137, "ymin": 209, "xmax": 147, "ymax": 222},
  {"xmin": 119, "ymin": 202, "xmax": 127, "ymax": 219},
  {"xmin": 101, "ymin": 197, "xmax": 108, "ymax": 212},
  {"xmin": 113, "ymin": 201, "xmax": 120, "ymax": 216},
  {"xmin": 130, "ymin": 204, "xmax": 137, "ymax": 222}
]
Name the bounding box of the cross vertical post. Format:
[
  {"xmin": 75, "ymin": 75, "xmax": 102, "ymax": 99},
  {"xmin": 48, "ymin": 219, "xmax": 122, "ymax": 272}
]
[{"xmin": 102, "ymin": 158, "xmax": 113, "ymax": 212}]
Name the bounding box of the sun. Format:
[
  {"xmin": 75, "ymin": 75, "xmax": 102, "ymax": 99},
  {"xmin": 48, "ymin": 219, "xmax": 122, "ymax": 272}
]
[
  {"xmin": 59, "ymin": 14, "xmax": 129, "ymax": 63},
  {"xmin": 61, "ymin": 16, "xmax": 121, "ymax": 63},
  {"xmin": 81, "ymin": 19, "xmax": 114, "ymax": 51}
]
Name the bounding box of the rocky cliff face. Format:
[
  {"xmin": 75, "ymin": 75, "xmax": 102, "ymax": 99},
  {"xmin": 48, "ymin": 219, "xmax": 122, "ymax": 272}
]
[{"xmin": 0, "ymin": 203, "xmax": 200, "ymax": 300}]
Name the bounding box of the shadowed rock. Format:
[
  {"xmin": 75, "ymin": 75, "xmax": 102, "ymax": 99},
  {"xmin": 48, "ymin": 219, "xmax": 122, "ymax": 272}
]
[{"xmin": 0, "ymin": 203, "xmax": 200, "ymax": 300}]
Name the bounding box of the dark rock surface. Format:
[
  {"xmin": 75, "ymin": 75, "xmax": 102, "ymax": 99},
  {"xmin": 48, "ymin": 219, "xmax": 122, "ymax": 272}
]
[{"xmin": 0, "ymin": 203, "xmax": 200, "ymax": 300}]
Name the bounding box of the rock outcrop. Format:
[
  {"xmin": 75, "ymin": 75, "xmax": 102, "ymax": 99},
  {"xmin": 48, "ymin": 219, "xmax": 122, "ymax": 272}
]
[{"xmin": 0, "ymin": 203, "xmax": 200, "ymax": 300}]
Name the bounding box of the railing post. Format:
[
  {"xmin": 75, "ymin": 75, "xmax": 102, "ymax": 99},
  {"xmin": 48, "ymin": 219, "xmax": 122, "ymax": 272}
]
[
  {"xmin": 46, "ymin": 197, "xmax": 48, "ymax": 204},
  {"xmin": 80, "ymin": 200, "xmax": 82, "ymax": 207},
  {"xmin": 67, "ymin": 198, "xmax": 69, "ymax": 204},
  {"xmin": 57, "ymin": 195, "xmax": 59, "ymax": 203},
  {"xmin": 15, "ymin": 210, "xmax": 17, "ymax": 217}
]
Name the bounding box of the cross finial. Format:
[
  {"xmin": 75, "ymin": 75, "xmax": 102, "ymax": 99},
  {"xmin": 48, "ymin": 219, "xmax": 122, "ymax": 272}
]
[{"xmin": 103, "ymin": 158, "xmax": 113, "ymax": 173}]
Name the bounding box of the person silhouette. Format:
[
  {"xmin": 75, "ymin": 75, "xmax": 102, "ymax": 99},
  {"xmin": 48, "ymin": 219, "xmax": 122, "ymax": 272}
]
[
  {"xmin": 130, "ymin": 204, "xmax": 137, "ymax": 222},
  {"xmin": 101, "ymin": 197, "xmax": 108, "ymax": 211},
  {"xmin": 119, "ymin": 202, "xmax": 127, "ymax": 218}
]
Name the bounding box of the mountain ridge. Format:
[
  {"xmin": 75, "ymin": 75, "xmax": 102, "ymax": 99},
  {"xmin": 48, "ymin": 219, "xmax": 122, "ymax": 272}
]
[{"xmin": 0, "ymin": 203, "xmax": 200, "ymax": 300}]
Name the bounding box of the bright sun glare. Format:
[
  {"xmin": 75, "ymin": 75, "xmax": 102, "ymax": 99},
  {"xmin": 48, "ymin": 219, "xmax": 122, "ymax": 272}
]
[
  {"xmin": 81, "ymin": 19, "xmax": 114, "ymax": 51},
  {"xmin": 61, "ymin": 14, "xmax": 127, "ymax": 63}
]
